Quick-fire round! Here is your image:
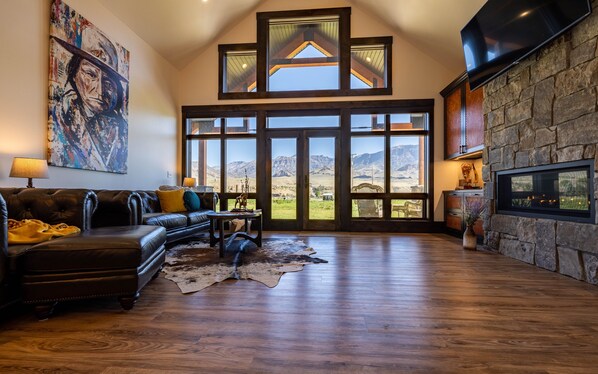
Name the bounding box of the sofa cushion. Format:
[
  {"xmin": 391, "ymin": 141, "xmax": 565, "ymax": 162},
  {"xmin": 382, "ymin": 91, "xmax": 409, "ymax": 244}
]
[
  {"xmin": 155, "ymin": 189, "xmax": 186, "ymax": 213},
  {"xmin": 183, "ymin": 210, "xmax": 211, "ymax": 226},
  {"xmin": 7, "ymin": 244, "xmax": 32, "ymax": 273},
  {"xmin": 183, "ymin": 190, "xmax": 201, "ymax": 211},
  {"xmin": 23, "ymin": 225, "xmax": 166, "ymax": 273},
  {"xmin": 143, "ymin": 213, "xmax": 187, "ymax": 229}
]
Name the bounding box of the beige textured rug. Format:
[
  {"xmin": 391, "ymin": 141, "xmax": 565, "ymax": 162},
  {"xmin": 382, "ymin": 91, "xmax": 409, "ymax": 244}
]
[{"xmin": 162, "ymin": 238, "xmax": 327, "ymax": 294}]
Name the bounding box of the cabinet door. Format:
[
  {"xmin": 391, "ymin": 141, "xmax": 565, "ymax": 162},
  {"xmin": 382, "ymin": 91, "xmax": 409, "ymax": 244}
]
[
  {"xmin": 473, "ymin": 218, "xmax": 484, "ymax": 236},
  {"xmin": 446, "ymin": 213, "xmax": 463, "ymax": 231},
  {"xmin": 445, "ymin": 87, "xmax": 463, "ymax": 158},
  {"xmin": 464, "ymin": 81, "xmax": 484, "ymax": 152},
  {"xmin": 446, "ymin": 193, "xmax": 462, "ymax": 210}
]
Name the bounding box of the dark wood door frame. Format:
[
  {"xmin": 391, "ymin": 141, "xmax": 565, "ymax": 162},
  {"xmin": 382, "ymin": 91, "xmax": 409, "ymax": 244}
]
[{"xmin": 264, "ymin": 129, "xmax": 340, "ymax": 231}]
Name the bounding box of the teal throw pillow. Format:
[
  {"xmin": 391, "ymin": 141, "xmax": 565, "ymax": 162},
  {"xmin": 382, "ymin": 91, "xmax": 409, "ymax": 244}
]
[{"xmin": 183, "ymin": 190, "xmax": 201, "ymax": 211}]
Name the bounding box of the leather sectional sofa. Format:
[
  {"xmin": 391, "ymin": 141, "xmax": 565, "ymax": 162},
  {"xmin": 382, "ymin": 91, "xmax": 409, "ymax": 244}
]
[
  {"xmin": 0, "ymin": 187, "xmax": 218, "ymax": 318},
  {"xmin": 93, "ymin": 189, "xmax": 218, "ymax": 244},
  {"xmin": 0, "ymin": 187, "xmax": 218, "ymax": 319}
]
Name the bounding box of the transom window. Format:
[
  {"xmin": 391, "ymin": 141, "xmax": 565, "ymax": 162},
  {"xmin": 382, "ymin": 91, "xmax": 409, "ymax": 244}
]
[{"xmin": 219, "ymin": 8, "xmax": 392, "ymax": 99}]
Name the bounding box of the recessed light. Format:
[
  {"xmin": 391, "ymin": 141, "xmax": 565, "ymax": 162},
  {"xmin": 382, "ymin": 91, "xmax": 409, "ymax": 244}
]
[
  {"xmin": 202, "ymin": 0, "xmax": 208, "ymax": 3},
  {"xmin": 242, "ymin": 63, "xmax": 248, "ymax": 69},
  {"xmin": 520, "ymin": 10, "xmax": 530, "ymax": 17},
  {"xmin": 366, "ymin": 56, "xmax": 372, "ymax": 62}
]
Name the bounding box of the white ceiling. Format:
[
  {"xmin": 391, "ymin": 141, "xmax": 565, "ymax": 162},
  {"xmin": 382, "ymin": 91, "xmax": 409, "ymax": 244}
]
[
  {"xmin": 349, "ymin": 0, "xmax": 486, "ymax": 73},
  {"xmin": 99, "ymin": 0, "xmax": 486, "ymax": 72}
]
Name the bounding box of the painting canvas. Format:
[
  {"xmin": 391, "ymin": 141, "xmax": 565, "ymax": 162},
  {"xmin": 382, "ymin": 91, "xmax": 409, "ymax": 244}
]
[{"xmin": 48, "ymin": 0, "xmax": 129, "ymax": 174}]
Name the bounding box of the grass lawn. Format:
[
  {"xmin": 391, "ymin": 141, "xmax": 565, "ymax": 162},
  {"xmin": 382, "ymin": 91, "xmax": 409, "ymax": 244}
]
[{"xmin": 271, "ymin": 199, "xmax": 335, "ymax": 220}]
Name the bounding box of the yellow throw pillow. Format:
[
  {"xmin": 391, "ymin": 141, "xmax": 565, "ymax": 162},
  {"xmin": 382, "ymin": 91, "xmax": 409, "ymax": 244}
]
[{"xmin": 156, "ymin": 189, "xmax": 186, "ymax": 213}]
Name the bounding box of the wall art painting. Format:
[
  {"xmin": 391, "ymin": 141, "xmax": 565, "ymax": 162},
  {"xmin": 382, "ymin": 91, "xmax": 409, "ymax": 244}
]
[{"xmin": 48, "ymin": 0, "xmax": 129, "ymax": 173}]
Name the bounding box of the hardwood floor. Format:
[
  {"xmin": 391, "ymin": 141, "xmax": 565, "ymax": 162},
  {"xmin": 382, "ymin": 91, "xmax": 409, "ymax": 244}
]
[{"xmin": 1, "ymin": 232, "xmax": 598, "ymax": 373}]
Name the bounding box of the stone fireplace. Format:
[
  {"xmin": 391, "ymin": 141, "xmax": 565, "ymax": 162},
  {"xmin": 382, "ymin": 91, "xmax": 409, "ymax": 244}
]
[{"xmin": 482, "ymin": 3, "xmax": 598, "ymax": 285}]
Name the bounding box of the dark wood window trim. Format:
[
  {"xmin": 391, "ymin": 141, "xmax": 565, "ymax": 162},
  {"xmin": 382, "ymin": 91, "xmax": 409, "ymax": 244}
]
[
  {"xmin": 350, "ymin": 36, "xmax": 392, "ymax": 92},
  {"xmin": 218, "ymin": 7, "xmax": 393, "ymax": 100},
  {"xmin": 218, "ymin": 43, "xmax": 257, "ymax": 96},
  {"xmin": 182, "ymin": 99, "xmax": 434, "ymax": 232}
]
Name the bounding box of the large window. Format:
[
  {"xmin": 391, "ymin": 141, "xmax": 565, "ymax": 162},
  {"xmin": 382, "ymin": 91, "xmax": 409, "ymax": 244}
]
[
  {"xmin": 182, "ymin": 99, "xmax": 434, "ymax": 230},
  {"xmin": 184, "ymin": 115, "xmax": 257, "ymax": 211},
  {"xmin": 350, "ymin": 111, "xmax": 430, "ymax": 220},
  {"xmin": 268, "ymin": 15, "xmax": 340, "ymax": 91},
  {"xmin": 219, "ymin": 8, "xmax": 392, "ymax": 99}
]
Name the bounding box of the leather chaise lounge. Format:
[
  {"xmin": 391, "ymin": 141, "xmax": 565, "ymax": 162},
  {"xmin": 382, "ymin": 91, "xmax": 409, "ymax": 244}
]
[{"xmin": 0, "ymin": 188, "xmax": 167, "ymax": 319}]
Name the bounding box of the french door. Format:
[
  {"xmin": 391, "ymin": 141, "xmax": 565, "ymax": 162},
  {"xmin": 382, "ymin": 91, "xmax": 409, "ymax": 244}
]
[{"xmin": 264, "ymin": 129, "xmax": 340, "ymax": 230}]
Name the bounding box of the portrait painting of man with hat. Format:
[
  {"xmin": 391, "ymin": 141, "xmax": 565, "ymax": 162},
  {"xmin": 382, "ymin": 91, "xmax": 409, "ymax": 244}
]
[{"xmin": 48, "ymin": 0, "xmax": 129, "ymax": 174}]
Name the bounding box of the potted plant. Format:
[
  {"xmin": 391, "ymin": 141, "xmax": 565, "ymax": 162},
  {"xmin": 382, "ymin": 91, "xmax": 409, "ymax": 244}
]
[{"xmin": 463, "ymin": 198, "xmax": 485, "ymax": 250}]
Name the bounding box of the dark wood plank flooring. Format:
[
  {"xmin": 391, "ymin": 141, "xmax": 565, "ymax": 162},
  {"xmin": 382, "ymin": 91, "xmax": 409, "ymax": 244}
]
[{"xmin": 1, "ymin": 232, "xmax": 598, "ymax": 373}]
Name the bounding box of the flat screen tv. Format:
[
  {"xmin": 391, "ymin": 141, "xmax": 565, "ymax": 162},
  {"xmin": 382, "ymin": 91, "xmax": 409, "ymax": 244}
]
[{"xmin": 461, "ymin": 0, "xmax": 592, "ymax": 91}]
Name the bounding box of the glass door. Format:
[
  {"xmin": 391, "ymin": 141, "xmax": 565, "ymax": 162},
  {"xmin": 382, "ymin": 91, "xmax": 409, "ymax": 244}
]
[
  {"xmin": 265, "ymin": 130, "xmax": 339, "ymax": 230},
  {"xmin": 305, "ymin": 134, "xmax": 338, "ymax": 230},
  {"xmin": 269, "ymin": 135, "xmax": 301, "ymax": 229}
]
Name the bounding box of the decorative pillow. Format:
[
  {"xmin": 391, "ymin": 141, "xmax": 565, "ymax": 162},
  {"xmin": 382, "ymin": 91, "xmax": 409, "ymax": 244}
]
[
  {"xmin": 183, "ymin": 190, "xmax": 201, "ymax": 211},
  {"xmin": 156, "ymin": 189, "xmax": 186, "ymax": 213}
]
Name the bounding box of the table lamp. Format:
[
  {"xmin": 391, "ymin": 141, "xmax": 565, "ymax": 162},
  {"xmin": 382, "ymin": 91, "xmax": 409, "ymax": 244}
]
[
  {"xmin": 9, "ymin": 157, "xmax": 49, "ymax": 188},
  {"xmin": 183, "ymin": 177, "xmax": 197, "ymax": 188}
]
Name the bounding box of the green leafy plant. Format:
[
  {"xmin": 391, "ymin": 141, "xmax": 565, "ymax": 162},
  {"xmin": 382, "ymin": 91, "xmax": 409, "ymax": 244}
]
[{"xmin": 464, "ymin": 198, "xmax": 486, "ymax": 227}]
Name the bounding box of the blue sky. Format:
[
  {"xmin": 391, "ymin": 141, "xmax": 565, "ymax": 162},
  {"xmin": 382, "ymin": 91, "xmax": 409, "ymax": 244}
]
[{"xmin": 203, "ymin": 65, "xmax": 420, "ymax": 167}]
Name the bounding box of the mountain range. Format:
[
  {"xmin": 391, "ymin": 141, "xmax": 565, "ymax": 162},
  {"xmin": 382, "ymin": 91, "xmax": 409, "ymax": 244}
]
[{"xmin": 199, "ymin": 145, "xmax": 419, "ymax": 179}]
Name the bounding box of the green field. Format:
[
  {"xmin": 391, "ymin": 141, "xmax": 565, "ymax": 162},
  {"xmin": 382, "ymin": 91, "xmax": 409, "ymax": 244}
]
[{"xmin": 271, "ymin": 199, "xmax": 334, "ymax": 220}]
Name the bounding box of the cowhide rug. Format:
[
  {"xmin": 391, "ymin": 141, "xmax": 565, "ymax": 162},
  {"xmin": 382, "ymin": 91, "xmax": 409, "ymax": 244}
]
[{"xmin": 162, "ymin": 238, "xmax": 327, "ymax": 294}]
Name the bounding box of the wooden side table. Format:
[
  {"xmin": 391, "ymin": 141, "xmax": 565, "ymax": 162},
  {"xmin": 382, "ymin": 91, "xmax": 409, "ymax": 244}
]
[{"xmin": 207, "ymin": 210, "xmax": 263, "ymax": 257}]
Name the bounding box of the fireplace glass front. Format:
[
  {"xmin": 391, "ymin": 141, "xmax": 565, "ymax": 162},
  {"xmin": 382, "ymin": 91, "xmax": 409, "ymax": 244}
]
[{"xmin": 496, "ymin": 160, "xmax": 594, "ymax": 223}]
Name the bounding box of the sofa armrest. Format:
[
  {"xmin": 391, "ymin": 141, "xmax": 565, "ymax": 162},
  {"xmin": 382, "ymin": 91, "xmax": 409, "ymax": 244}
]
[
  {"xmin": 136, "ymin": 191, "xmax": 162, "ymax": 214},
  {"xmin": 92, "ymin": 190, "xmax": 143, "ymax": 227},
  {"xmin": 0, "ymin": 188, "xmax": 97, "ymax": 231},
  {"xmin": 197, "ymin": 192, "xmax": 218, "ymax": 211}
]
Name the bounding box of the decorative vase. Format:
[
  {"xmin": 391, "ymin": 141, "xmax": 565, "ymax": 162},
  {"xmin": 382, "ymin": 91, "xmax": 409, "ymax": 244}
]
[{"xmin": 463, "ymin": 225, "xmax": 477, "ymax": 250}]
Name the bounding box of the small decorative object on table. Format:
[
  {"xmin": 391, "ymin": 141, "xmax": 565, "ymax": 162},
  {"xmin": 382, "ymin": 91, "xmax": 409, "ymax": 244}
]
[
  {"xmin": 463, "ymin": 197, "xmax": 485, "ymax": 250},
  {"xmin": 234, "ymin": 170, "xmax": 250, "ymax": 211}
]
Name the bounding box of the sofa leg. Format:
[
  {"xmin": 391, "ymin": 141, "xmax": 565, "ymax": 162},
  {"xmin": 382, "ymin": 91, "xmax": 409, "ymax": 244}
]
[
  {"xmin": 34, "ymin": 302, "xmax": 57, "ymax": 320},
  {"xmin": 118, "ymin": 292, "xmax": 140, "ymax": 311}
]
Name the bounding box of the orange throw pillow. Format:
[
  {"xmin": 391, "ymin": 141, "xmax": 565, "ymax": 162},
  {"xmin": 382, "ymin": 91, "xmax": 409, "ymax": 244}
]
[{"xmin": 156, "ymin": 189, "xmax": 186, "ymax": 213}]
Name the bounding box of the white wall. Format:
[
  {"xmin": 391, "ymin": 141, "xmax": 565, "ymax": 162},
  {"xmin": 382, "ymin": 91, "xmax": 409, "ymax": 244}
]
[
  {"xmin": 178, "ymin": 0, "xmax": 462, "ymax": 221},
  {"xmin": 0, "ymin": 0, "xmax": 179, "ymax": 190}
]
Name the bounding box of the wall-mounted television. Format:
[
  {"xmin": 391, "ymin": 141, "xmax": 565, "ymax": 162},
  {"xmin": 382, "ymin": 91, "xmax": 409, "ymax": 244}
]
[{"xmin": 461, "ymin": 0, "xmax": 592, "ymax": 91}]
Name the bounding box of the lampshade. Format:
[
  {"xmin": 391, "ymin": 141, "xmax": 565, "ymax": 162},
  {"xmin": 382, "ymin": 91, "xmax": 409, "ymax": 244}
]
[
  {"xmin": 183, "ymin": 177, "xmax": 197, "ymax": 187},
  {"xmin": 9, "ymin": 157, "xmax": 49, "ymax": 188}
]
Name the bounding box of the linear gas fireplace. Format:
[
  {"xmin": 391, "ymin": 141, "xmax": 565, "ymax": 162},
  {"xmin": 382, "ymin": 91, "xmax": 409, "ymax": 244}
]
[{"xmin": 496, "ymin": 160, "xmax": 595, "ymax": 223}]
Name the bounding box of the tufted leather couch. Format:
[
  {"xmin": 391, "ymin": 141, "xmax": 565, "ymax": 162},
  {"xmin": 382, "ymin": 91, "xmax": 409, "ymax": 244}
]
[
  {"xmin": 0, "ymin": 188, "xmax": 166, "ymax": 319},
  {"xmin": 93, "ymin": 190, "xmax": 218, "ymax": 245},
  {"xmin": 0, "ymin": 188, "xmax": 97, "ymax": 313}
]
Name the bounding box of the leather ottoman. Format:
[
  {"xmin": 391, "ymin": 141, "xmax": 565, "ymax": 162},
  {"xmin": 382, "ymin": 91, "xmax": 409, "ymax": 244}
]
[{"xmin": 21, "ymin": 225, "xmax": 166, "ymax": 319}]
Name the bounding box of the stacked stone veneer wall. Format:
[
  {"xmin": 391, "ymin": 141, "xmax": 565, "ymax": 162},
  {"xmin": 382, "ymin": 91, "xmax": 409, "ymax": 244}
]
[{"xmin": 482, "ymin": 2, "xmax": 598, "ymax": 285}]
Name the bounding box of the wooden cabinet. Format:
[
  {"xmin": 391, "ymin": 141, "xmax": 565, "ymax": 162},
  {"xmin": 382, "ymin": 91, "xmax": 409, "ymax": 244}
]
[
  {"xmin": 441, "ymin": 72, "xmax": 484, "ymax": 160},
  {"xmin": 443, "ymin": 190, "xmax": 484, "ymax": 241}
]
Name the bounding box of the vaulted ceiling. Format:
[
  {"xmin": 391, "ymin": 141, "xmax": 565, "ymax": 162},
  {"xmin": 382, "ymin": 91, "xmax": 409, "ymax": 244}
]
[{"xmin": 98, "ymin": 0, "xmax": 486, "ymax": 72}]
